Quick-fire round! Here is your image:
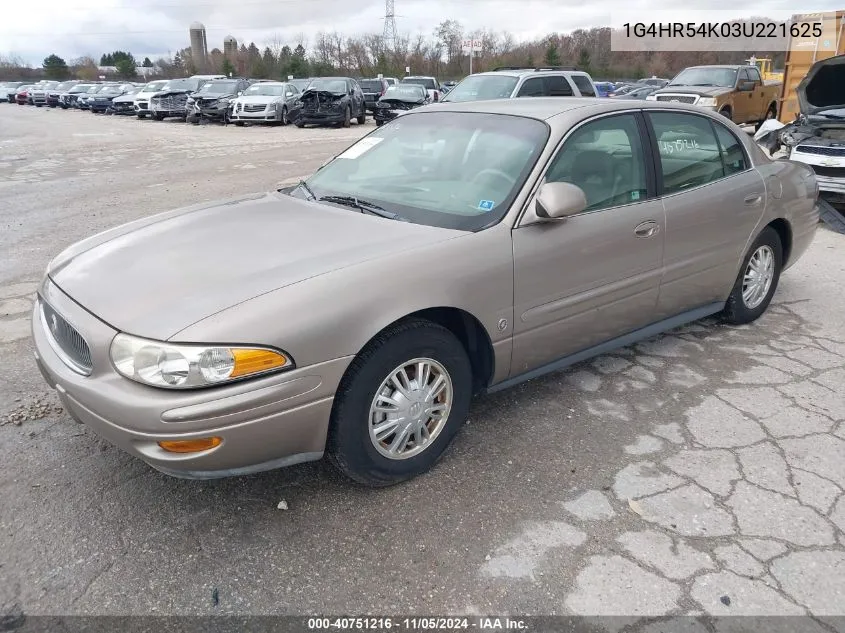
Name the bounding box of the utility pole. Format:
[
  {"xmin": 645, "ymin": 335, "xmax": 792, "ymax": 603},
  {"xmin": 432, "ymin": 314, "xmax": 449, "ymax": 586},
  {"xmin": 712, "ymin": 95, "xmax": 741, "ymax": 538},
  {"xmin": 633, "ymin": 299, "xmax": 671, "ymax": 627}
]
[{"xmin": 382, "ymin": 0, "xmax": 397, "ymax": 52}]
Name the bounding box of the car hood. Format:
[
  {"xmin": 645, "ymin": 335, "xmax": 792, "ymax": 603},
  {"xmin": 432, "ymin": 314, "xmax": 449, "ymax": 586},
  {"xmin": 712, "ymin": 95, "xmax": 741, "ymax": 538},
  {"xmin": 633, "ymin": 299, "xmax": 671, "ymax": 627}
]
[
  {"xmin": 654, "ymin": 86, "xmax": 732, "ymax": 97},
  {"xmin": 112, "ymin": 93, "xmax": 137, "ymax": 103},
  {"xmin": 237, "ymin": 95, "xmax": 280, "ymax": 105},
  {"xmin": 48, "ymin": 192, "xmax": 461, "ymax": 340},
  {"xmin": 379, "ymin": 96, "xmax": 425, "ymax": 106},
  {"xmin": 797, "ymin": 54, "xmax": 845, "ymax": 115},
  {"xmin": 153, "ymin": 89, "xmax": 192, "ymax": 97},
  {"xmin": 194, "ymin": 92, "xmax": 236, "ymax": 100}
]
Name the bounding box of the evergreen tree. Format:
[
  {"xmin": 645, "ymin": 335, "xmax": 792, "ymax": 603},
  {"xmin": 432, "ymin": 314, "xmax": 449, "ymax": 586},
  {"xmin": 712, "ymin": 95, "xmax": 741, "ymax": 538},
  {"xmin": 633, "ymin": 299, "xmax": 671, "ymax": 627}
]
[
  {"xmin": 543, "ymin": 43, "xmax": 561, "ymax": 67},
  {"xmin": 43, "ymin": 54, "xmax": 69, "ymax": 79},
  {"xmin": 221, "ymin": 58, "xmax": 235, "ymax": 77}
]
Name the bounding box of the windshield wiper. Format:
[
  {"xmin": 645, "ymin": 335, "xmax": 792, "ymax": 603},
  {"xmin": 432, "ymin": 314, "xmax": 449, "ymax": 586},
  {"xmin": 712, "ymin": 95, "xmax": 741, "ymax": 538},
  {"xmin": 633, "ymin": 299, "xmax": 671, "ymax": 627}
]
[
  {"xmin": 319, "ymin": 195, "xmax": 401, "ymax": 220},
  {"xmin": 296, "ymin": 179, "xmax": 316, "ymax": 201}
]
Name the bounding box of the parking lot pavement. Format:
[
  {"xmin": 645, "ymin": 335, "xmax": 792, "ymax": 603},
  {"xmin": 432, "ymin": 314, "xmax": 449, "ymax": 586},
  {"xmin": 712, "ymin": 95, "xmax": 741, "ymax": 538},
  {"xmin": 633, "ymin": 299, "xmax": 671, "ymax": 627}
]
[{"xmin": 1, "ymin": 105, "xmax": 844, "ymax": 620}]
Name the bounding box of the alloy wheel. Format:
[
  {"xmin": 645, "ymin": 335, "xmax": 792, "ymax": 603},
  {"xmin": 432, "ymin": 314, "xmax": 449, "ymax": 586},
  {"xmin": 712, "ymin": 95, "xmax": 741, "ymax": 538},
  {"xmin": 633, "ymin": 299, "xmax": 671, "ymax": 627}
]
[
  {"xmin": 368, "ymin": 358, "xmax": 453, "ymax": 460},
  {"xmin": 742, "ymin": 245, "xmax": 775, "ymax": 309}
]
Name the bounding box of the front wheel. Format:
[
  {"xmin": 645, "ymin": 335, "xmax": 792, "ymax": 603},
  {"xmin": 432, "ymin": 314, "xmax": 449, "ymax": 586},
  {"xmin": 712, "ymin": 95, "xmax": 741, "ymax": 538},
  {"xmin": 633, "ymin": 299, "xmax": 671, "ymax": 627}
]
[
  {"xmin": 718, "ymin": 106, "xmax": 732, "ymax": 121},
  {"xmin": 153, "ymin": 113, "xmax": 165, "ymax": 121},
  {"xmin": 280, "ymin": 106, "xmax": 288, "ymax": 125},
  {"xmin": 721, "ymin": 226, "xmax": 783, "ymax": 325},
  {"xmin": 343, "ymin": 105, "xmax": 351, "ymax": 128},
  {"xmin": 357, "ymin": 108, "xmax": 366, "ymax": 125},
  {"xmin": 327, "ymin": 319, "xmax": 473, "ymax": 486}
]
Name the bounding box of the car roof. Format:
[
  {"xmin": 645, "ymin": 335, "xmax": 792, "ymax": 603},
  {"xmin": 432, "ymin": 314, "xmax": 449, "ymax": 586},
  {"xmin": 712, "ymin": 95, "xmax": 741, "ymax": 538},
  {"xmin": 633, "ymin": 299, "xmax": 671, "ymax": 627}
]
[
  {"xmin": 473, "ymin": 69, "xmax": 586, "ymax": 78},
  {"xmin": 425, "ymin": 96, "xmax": 723, "ymax": 121},
  {"xmin": 685, "ymin": 65, "xmax": 744, "ymax": 70}
]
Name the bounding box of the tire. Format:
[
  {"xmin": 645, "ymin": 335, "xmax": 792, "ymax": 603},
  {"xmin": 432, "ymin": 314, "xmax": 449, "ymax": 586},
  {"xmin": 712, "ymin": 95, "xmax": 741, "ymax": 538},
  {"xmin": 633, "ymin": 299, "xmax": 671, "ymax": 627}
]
[
  {"xmin": 721, "ymin": 226, "xmax": 783, "ymax": 325},
  {"xmin": 327, "ymin": 319, "xmax": 473, "ymax": 486},
  {"xmin": 343, "ymin": 105, "xmax": 352, "ymax": 128},
  {"xmin": 356, "ymin": 108, "xmax": 366, "ymax": 125},
  {"xmin": 718, "ymin": 106, "xmax": 732, "ymax": 121},
  {"xmin": 136, "ymin": 113, "xmax": 146, "ymax": 119},
  {"xmin": 281, "ymin": 106, "xmax": 288, "ymax": 125},
  {"xmin": 234, "ymin": 121, "xmax": 244, "ymax": 127},
  {"xmin": 295, "ymin": 121, "xmax": 305, "ymax": 128},
  {"xmin": 153, "ymin": 113, "xmax": 165, "ymax": 121},
  {"xmin": 755, "ymin": 105, "xmax": 778, "ymax": 132},
  {"xmin": 376, "ymin": 121, "xmax": 383, "ymax": 127}
]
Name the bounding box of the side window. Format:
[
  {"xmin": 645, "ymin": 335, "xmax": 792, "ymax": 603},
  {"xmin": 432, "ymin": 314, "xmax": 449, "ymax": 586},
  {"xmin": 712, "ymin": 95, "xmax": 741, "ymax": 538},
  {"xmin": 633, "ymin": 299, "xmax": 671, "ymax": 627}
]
[
  {"xmin": 712, "ymin": 121, "xmax": 748, "ymax": 175},
  {"xmin": 545, "ymin": 114, "xmax": 648, "ymax": 212},
  {"xmin": 747, "ymin": 67, "xmax": 762, "ymax": 83},
  {"xmin": 648, "ymin": 112, "xmax": 725, "ymax": 194},
  {"xmin": 544, "ymin": 75, "xmax": 573, "ymax": 96},
  {"xmin": 738, "ymin": 69, "xmax": 751, "ymax": 82},
  {"xmin": 570, "ymin": 75, "xmax": 596, "ymax": 97},
  {"xmin": 516, "ymin": 77, "xmax": 546, "ymax": 97}
]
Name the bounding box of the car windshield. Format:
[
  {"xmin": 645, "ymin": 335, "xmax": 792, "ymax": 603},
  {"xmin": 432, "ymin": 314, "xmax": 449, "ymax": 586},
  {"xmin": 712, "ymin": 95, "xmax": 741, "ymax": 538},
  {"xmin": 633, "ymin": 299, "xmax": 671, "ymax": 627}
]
[
  {"xmin": 141, "ymin": 81, "xmax": 167, "ymax": 93},
  {"xmin": 289, "ymin": 79, "xmax": 311, "ymax": 90},
  {"xmin": 442, "ymin": 74, "xmax": 519, "ymax": 102},
  {"xmin": 307, "ymin": 79, "xmax": 347, "ymax": 93},
  {"xmin": 160, "ymin": 78, "xmax": 197, "ymax": 91},
  {"xmin": 199, "ymin": 81, "xmax": 238, "ymax": 94},
  {"xmin": 381, "ymin": 85, "xmax": 425, "ymax": 101},
  {"xmin": 669, "ymin": 68, "xmax": 737, "ymax": 87},
  {"xmin": 55, "ymin": 82, "xmax": 75, "ymax": 90},
  {"xmin": 401, "ymin": 77, "xmax": 437, "ymax": 90},
  {"xmin": 244, "ymin": 83, "xmax": 286, "ymax": 96},
  {"xmin": 298, "ymin": 111, "xmax": 548, "ymax": 231},
  {"xmin": 85, "ymin": 86, "xmax": 102, "ymax": 93},
  {"xmin": 68, "ymin": 85, "xmax": 90, "ymax": 93}
]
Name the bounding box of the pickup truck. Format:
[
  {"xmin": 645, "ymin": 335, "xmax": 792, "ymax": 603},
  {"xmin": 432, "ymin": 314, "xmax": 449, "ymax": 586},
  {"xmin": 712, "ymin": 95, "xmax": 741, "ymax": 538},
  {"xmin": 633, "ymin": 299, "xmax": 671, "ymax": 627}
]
[{"xmin": 646, "ymin": 65, "xmax": 780, "ymax": 128}]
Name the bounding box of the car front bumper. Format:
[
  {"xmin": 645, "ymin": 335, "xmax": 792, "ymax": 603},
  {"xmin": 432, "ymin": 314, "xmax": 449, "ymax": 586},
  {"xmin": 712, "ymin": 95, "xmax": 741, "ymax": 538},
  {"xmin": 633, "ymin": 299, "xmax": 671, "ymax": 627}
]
[
  {"xmin": 296, "ymin": 109, "xmax": 346, "ymax": 124},
  {"xmin": 32, "ymin": 278, "xmax": 352, "ymax": 479}
]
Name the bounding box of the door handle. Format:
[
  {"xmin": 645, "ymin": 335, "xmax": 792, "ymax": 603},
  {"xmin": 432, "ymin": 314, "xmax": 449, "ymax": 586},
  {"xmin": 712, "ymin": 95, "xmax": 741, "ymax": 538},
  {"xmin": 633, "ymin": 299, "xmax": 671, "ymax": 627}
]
[
  {"xmin": 744, "ymin": 193, "xmax": 763, "ymax": 205},
  {"xmin": 634, "ymin": 220, "xmax": 660, "ymax": 238}
]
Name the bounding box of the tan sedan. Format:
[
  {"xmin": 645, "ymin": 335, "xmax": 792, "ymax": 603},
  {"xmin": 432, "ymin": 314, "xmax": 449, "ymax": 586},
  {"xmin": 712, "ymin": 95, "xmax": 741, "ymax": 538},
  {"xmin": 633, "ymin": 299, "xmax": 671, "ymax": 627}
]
[{"xmin": 33, "ymin": 98, "xmax": 819, "ymax": 485}]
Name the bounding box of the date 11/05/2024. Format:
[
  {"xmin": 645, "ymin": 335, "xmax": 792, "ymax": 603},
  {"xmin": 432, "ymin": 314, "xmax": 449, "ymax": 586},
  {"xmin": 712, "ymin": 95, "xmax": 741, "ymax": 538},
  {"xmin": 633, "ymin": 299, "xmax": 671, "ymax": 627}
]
[
  {"xmin": 623, "ymin": 21, "xmax": 823, "ymax": 39},
  {"xmin": 307, "ymin": 617, "xmax": 528, "ymax": 630}
]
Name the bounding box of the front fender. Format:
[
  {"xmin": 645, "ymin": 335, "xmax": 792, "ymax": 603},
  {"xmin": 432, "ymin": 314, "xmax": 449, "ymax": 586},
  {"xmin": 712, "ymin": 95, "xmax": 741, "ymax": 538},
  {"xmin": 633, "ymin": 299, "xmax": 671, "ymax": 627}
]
[{"xmin": 171, "ymin": 225, "xmax": 516, "ymax": 384}]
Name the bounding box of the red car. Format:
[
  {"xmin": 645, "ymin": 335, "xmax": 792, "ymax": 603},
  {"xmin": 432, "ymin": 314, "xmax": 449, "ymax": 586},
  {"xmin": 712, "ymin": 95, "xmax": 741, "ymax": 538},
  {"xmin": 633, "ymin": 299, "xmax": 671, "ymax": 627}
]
[{"xmin": 15, "ymin": 86, "xmax": 33, "ymax": 105}]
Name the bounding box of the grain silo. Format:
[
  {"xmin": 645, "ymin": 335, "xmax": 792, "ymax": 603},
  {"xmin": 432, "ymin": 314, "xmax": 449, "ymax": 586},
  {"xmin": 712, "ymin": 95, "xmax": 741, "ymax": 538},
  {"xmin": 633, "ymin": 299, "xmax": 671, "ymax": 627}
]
[
  {"xmin": 224, "ymin": 35, "xmax": 238, "ymax": 61},
  {"xmin": 189, "ymin": 21, "xmax": 208, "ymax": 71}
]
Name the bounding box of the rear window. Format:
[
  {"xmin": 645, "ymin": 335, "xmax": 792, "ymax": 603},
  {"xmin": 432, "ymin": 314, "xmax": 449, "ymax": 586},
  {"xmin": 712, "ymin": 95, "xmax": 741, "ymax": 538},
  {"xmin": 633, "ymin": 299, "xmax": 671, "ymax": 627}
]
[
  {"xmin": 359, "ymin": 80, "xmax": 384, "ymax": 92},
  {"xmin": 571, "ymin": 75, "xmax": 596, "ymax": 96},
  {"xmin": 402, "ymin": 77, "xmax": 437, "ymax": 90}
]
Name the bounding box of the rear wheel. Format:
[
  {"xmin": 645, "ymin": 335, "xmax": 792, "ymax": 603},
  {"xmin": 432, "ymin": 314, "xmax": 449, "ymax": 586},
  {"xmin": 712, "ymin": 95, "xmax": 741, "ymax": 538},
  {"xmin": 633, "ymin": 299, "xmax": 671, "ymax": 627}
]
[
  {"xmin": 327, "ymin": 319, "xmax": 472, "ymax": 486},
  {"xmin": 721, "ymin": 226, "xmax": 782, "ymax": 325}
]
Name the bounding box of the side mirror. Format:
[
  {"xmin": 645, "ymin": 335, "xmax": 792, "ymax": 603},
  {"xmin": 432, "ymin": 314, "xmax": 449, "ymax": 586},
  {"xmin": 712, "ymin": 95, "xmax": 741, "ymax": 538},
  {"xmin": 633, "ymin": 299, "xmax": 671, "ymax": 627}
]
[
  {"xmin": 535, "ymin": 182, "xmax": 587, "ymax": 219},
  {"xmin": 738, "ymin": 80, "xmax": 755, "ymax": 92}
]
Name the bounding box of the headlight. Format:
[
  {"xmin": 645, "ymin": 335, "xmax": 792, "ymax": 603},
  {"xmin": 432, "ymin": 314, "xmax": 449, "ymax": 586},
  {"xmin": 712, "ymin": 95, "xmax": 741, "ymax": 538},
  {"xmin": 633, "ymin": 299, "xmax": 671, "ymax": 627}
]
[
  {"xmin": 645, "ymin": 94, "xmax": 657, "ymax": 101},
  {"xmin": 218, "ymin": 98, "xmax": 229, "ymax": 106},
  {"xmin": 697, "ymin": 97, "xmax": 717, "ymax": 107},
  {"xmin": 293, "ymin": 100, "xmax": 303, "ymax": 107},
  {"xmin": 110, "ymin": 333, "xmax": 293, "ymax": 389}
]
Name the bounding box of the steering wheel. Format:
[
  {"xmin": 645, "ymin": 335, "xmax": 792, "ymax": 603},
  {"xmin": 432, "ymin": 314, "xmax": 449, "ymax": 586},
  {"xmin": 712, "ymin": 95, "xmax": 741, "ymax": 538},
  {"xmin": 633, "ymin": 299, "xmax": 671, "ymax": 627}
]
[{"xmin": 471, "ymin": 168, "xmax": 516, "ymax": 187}]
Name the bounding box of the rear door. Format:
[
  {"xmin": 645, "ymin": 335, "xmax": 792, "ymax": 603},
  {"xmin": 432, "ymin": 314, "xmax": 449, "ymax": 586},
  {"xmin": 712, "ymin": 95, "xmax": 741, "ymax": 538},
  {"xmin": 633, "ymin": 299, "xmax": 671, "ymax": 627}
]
[
  {"xmin": 510, "ymin": 112, "xmax": 665, "ymax": 375},
  {"xmin": 544, "ymin": 75, "xmax": 574, "ymax": 97},
  {"xmin": 645, "ymin": 111, "xmax": 765, "ymax": 318}
]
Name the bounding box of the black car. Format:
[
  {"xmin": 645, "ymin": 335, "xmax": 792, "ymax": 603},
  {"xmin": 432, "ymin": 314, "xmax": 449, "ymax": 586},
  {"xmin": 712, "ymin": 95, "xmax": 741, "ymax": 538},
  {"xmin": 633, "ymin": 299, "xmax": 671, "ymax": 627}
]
[
  {"xmin": 358, "ymin": 78, "xmax": 389, "ymax": 113},
  {"xmin": 291, "ymin": 77, "xmax": 367, "ymax": 127},
  {"xmin": 89, "ymin": 84, "xmax": 136, "ymax": 113},
  {"xmin": 373, "ymin": 84, "xmax": 430, "ymax": 126},
  {"xmin": 108, "ymin": 86, "xmax": 143, "ymax": 114},
  {"xmin": 59, "ymin": 83, "xmax": 96, "ymax": 109},
  {"xmin": 186, "ymin": 78, "xmax": 252, "ymax": 124},
  {"xmin": 46, "ymin": 81, "xmax": 79, "ymax": 107},
  {"xmin": 150, "ymin": 77, "xmax": 218, "ymax": 121}
]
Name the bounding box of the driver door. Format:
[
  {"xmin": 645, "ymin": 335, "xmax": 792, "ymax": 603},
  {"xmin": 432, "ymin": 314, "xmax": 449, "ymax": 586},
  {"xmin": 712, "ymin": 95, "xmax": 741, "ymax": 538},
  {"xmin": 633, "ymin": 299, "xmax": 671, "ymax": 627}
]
[{"xmin": 510, "ymin": 112, "xmax": 665, "ymax": 376}]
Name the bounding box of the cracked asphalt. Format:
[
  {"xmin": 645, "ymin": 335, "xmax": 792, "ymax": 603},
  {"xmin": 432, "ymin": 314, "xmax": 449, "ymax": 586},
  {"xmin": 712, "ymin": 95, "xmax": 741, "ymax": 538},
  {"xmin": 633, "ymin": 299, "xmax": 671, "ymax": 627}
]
[{"xmin": 1, "ymin": 105, "xmax": 844, "ymax": 625}]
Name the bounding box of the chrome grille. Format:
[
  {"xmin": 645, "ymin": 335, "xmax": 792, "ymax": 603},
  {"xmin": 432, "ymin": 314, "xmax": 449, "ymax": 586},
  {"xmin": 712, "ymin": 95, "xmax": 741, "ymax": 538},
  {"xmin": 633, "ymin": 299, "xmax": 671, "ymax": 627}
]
[
  {"xmin": 796, "ymin": 145, "xmax": 845, "ymax": 157},
  {"xmin": 656, "ymin": 94, "xmax": 697, "ymax": 104},
  {"xmin": 41, "ymin": 301, "xmax": 93, "ymax": 375},
  {"xmin": 244, "ymin": 104, "xmax": 266, "ymax": 112}
]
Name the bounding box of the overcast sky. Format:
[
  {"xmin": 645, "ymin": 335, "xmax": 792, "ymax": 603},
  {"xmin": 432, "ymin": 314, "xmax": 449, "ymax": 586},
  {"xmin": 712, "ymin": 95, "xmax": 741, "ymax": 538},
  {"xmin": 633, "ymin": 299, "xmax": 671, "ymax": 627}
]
[{"xmin": 2, "ymin": 0, "xmax": 839, "ymax": 65}]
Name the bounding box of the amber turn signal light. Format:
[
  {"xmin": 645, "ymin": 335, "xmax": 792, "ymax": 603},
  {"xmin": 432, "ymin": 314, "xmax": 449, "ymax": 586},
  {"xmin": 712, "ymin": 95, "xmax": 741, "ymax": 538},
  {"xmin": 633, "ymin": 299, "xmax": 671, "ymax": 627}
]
[
  {"xmin": 230, "ymin": 348, "xmax": 287, "ymax": 378},
  {"xmin": 158, "ymin": 437, "xmax": 222, "ymax": 453}
]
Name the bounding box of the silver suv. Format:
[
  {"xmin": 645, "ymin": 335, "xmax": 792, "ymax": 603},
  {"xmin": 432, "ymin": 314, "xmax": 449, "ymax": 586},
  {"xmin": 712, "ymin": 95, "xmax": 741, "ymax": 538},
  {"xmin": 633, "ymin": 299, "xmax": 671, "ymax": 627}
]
[{"xmin": 442, "ymin": 66, "xmax": 598, "ymax": 102}]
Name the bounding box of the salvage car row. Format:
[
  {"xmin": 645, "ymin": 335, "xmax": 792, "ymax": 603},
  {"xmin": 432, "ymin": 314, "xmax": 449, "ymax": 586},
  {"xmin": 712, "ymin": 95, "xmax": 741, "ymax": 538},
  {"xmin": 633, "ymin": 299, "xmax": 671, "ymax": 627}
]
[{"xmin": 1, "ymin": 74, "xmax": 446, "ymax": 128}]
